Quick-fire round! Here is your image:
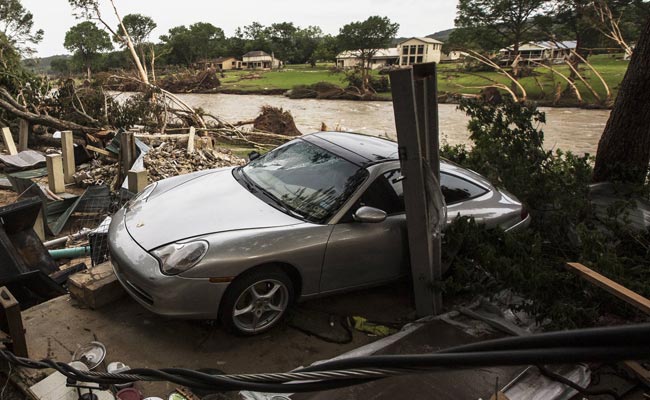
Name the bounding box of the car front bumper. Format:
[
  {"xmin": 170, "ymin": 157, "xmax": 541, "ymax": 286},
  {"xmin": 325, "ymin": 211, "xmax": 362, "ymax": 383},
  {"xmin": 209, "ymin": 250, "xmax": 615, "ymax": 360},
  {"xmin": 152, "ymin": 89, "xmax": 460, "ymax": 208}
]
[{"xmin": 108, "ymin": 207, "xmax": 229, "ymax": 319}]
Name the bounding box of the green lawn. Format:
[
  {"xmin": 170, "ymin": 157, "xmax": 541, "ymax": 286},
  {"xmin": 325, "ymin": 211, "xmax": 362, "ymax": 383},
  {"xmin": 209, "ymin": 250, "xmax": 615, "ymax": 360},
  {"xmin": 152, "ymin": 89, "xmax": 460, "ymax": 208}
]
[
  {"xmin": 218, "ymin": 56, "xmax": 629, "ymax": 106},
  {"xmin": 220, "ymin": 63, "xmax": 346, "ymax": 92}
]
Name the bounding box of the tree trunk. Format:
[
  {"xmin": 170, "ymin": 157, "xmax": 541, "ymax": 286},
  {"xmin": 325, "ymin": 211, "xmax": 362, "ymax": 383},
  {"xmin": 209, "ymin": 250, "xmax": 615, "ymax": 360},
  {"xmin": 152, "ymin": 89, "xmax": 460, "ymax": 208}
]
[{"xmin": 593, "ymin": 17, "xmax": 650, "ymax": 185}]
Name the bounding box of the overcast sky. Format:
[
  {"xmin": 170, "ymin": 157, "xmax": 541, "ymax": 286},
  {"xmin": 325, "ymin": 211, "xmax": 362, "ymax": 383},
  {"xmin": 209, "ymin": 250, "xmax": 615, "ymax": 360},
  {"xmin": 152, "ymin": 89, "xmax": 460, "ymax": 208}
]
[{"xmin": 22, "ymin": 0, "xmax": 458, "ymax": 57}]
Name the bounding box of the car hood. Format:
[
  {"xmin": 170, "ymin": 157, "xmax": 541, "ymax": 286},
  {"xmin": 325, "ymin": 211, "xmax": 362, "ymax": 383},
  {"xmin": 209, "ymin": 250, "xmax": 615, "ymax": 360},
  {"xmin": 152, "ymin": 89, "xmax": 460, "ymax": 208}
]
[{"xmin": 125, "ymin": 168, "xmax": 302, "ymax": 250}]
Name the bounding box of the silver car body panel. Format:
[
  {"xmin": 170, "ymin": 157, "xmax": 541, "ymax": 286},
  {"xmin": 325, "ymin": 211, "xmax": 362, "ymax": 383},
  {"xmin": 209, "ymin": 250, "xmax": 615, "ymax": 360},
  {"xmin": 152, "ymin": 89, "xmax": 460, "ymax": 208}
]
[
  {"xmin": 125, "ymin": 168, "xmax": 302, "ymax": 250},
  {"xmin": 109, "ymin": 208, "xmax": 228, "ymax": 318}
]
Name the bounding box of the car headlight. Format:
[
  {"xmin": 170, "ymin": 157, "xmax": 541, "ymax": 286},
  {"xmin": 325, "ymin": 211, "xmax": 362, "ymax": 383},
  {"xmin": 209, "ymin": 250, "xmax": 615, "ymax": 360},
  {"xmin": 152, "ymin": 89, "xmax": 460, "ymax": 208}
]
[
  {"xmin": 152, "ymin": 240, "xmax": 209, "ymax": 275},
  {"xmin": 129, "ymin": 182, "xmax": 157, "ymax": 209}
]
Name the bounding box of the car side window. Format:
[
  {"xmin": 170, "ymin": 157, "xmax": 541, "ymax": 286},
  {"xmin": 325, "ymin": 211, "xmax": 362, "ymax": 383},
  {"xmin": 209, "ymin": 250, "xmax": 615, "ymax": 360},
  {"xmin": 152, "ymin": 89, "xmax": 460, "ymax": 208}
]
[
  {"xmin": 342, "ymin": 169, "xmax": 405, "ymax": 223},
  {"xmin": 441, "ymin": 172, "xmax": 488, "ymax": 204}
]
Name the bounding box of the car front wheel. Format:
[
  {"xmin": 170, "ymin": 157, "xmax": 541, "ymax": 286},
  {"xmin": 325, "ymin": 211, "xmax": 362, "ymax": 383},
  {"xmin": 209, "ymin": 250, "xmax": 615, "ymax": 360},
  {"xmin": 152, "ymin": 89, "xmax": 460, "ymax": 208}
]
[{"xmin": 220, "ymin": 268, "xmax": 293, "ymax": 335}]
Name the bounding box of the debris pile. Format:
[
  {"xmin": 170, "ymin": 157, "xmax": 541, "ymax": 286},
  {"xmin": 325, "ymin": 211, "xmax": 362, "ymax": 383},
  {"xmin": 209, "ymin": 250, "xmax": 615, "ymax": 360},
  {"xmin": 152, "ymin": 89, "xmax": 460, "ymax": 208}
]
[
  {"xmin": 253, "ymin": 106, "xmax": 302, "ymax": 136},
  {"xmin": 144, "ymin": 142, "xmax": 245, "ymax": 182},
  {"xmin": 159, "ymin": 68, "xmax": 221, "ymax": 93},
  {"xmin": 73, "ymin": 160, "xmax": 119, "ymax": 188}
]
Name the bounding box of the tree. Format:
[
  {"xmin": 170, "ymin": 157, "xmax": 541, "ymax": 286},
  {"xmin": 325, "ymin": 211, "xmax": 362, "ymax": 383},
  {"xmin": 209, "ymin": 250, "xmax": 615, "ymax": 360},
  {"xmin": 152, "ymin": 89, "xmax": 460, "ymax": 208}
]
[
  {"xmin": 0, "ymin": 0, "xmax": 43, "ymax": 56},
  {"xmin": 160, "ymin": 22, "xmax": 225, "ymax": 65},
  {"xmin": 50, "ymin": 57, "xmax": 73, "ymax": 76},
  {"xmin": 453, "ymin": 0, "xmax": 548, "ymax": 53},
  {"xmin": 337, "ymin": 16, "xmax": 399, "ymax": 92},
  {"xmin": 311, "ymin": 34, "xmax": 340, "ymax": 65},
  {"xmin": 593, "ymin": 16, "xmax": 650, "ymax": 185},
  {"xmin": 113, "ymin": 14, "xmax": 156, "ymax": 75},
  {"xmin": 64, "ymin": 21, "xmax": 113, "ymax": 79}
]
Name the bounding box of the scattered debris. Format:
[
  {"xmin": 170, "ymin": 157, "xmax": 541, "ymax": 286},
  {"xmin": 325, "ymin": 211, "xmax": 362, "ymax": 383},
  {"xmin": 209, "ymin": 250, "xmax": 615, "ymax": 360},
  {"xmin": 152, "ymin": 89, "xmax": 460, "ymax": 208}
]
[
  {"xmin": 0, "ymin": 150, "xmax": 46, "ymax": 171},
  {"xmin": 72, "ymin": 341, "xmax": 107, "ymax": 370},
  {"xmin": 143, "ymin": 142, "xmax": 245, "ymax": 182}
]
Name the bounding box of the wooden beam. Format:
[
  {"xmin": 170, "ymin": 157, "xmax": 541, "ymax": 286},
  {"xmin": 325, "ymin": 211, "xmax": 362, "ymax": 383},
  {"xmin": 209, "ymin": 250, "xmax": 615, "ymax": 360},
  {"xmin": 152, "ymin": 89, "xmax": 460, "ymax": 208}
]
[
  {"xmin": 134, "ymin": 133, "xmax": 189, "ymax": 140},
  {"xmin": 33, "ymin": 207, "xmax": 46, "ymax": 242},
  {"xmin": 0, "ymin": 287, "xmax": 28, "ymax": 357},
  {"xmin": 623, "ymin": 361, "xmax": 650, "ymax": 387},
  {"xmin": 565, "ymin": 262, "xmax": 650, "ymax": 314},
  {"xmin": 18, "ymin": 119, "xmax": 30, "ymax": 151},
  {"xmin": 119, "ymin": 131, "xmax": 136, "ymax": 189},
  {"xmin": 1, "ymin": 127, "xmax": 17, "ymax": 155},
  {"xmin": 128, "ymin": 169, "xmax": 148, "ymax": 194},
  {"xmin": 86, "ymin": 145, "xmax": 115, "ymax": 158},
  {"xmin": 61, "ymin": 130, "xmax": 75, "ymax": 183},
  {"xmin": 46, "ymin": 154, "xmax": 65, "ymax": 194},
  {"xmin": 187, "ymin": 126, "xmax": 196, "ymax": 154}
]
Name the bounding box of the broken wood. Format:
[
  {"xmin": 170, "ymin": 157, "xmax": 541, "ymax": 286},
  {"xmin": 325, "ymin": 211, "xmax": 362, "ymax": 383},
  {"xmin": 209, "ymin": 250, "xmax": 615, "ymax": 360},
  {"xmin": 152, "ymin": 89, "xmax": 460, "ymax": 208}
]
[
  {"xmin": 119, "ymin": 131, "xmax": 137, "ymax": 189},
  {"xmin": 565, "ymin": 262, "xmax": 650, "ymax": 314},
  {"xmin": 61, "ymin": 131, "xmax": 76, "ymax": 184},
  {"xmin": 33, "ymin": 208, "xmax": 46, "ymax": 242},
  {"xmin": 86, "ymin": 145, "xmax": 115, "ymax": 158},
  {"xmin": 1, "ymin": 127, "xmax": 17, "ymax": 155},
  {"xmin": 0, "ymin": 287, "xmax": 28, "ymax": 357},
  {"xmin": 134, "ymin": 133, "xmax": 190, "ymax": 140},
  {"xmin": 624, "ymin": 361, "xmax": 650, "ymax": 387},
  {"xmin": 68, "ymin": 262, "xmax": 126, "ymax": 309},
  {"xmin": 46, "ymin": 154, "xmax": 66, "ymax": 194},
  {"xmin": 187, "ymin": 126, "xmax": 196, "ymax": 154},
  {"xmin": 18, "ymin": 119, "xmax": 30, "ymax": 152},
  {"xmin": 128, "ymin": 169, "xmax": 148, "ymax": 194}
]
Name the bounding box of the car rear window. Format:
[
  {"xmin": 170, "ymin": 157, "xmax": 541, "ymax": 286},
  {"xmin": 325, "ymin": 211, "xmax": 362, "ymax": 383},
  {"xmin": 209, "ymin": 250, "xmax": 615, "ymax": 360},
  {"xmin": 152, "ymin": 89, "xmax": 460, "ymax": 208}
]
[{"xmin": 441, "ymin": 172, "xmax": 488, "ymax": 204}]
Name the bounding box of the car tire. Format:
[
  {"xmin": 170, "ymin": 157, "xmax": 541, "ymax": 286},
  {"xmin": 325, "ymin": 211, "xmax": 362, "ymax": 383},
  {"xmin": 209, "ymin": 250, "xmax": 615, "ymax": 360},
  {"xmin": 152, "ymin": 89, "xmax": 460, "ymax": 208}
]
[{"xmin": 219, "ymin": 267, "xmax": 294, "ymax": 336}]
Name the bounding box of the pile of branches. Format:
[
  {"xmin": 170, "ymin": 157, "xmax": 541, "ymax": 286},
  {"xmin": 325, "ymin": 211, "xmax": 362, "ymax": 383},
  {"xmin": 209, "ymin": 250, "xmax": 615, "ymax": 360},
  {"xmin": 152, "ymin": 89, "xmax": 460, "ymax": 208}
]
[
  {"xmin": 253, "ymin": 106, "xmax": 301, "ymax": 136},
  {"xmin": 143, "ymin": 141, "xmax": 245, "ymax": 182},
  {"xmin": 158, "ymin": 68, "xmax": 221, "ymax": 93}
]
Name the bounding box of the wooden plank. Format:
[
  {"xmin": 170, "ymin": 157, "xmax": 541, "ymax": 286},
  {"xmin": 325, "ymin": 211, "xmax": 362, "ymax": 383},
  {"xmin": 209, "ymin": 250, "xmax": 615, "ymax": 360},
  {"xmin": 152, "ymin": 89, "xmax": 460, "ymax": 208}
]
[
  {"xmin": 134, "ymin": 133, "xmax": 189, "ymax": 139},
  {"xmin": 187, "ymin": 126, "xmax": 196, "ymax": 154},
  {"xmin": 119, "ymin": 132, "xmax": 136, "ymax": 188},
  {"xmin": 566, "ymin": 262, "xmax": 650, "ymax": 314},
  {"xmin": 0, "ymin": 287, "xmax": 28, "ymax": 357},
  {"xmin": 61, "ymin": 130, "xmax": 75, "ymax": 184},
  {"xmin": 623, "ymin": 361, "xmax": 650, "ymax": 386},
  {"xmin": 33, "ymin": 207, "xmax": 46, "ymax": 242},
  {"xmin": 86, "ymin": 145, "xmax": 115, "ymax": 157},
  {"xmin": 128, "ymin": 169, "xmax": 148, "ymax": 194},
  {"xmin": 18, "ymin": 119, "xmax": 30, "ymax": 151},
  {"xmin": 46, "ymin": 154, "xmax": 65, "ymax": 194},
  {"xmin": 1, "ymin": 127, "xmax": 18, "ymax": 155}
]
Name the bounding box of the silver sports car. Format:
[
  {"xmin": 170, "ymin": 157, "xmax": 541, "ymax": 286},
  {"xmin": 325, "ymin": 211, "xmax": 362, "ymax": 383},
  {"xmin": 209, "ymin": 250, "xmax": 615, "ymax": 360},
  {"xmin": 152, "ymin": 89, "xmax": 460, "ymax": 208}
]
[{"xmin": 109, "ymin": 132, "xmax": 530, "ymax": 335}]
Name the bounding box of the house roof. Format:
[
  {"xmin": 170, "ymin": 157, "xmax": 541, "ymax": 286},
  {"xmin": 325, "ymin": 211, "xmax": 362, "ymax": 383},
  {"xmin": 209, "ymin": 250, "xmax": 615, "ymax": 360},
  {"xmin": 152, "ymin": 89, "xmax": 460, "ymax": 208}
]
[
  {"xmin": 501, "ymin": 40, "xmax": 577, "ymax": 52},
  {"xmin": 398, "ymin": 37, "xmax": 443, "ymax": 45},
  {"xmin": 243, "ymin": 51, "xmax": 272, "ymax": 58},
  {"xmin": 336, "ymin": 48, "xmax": 399, "ymax": 59}
]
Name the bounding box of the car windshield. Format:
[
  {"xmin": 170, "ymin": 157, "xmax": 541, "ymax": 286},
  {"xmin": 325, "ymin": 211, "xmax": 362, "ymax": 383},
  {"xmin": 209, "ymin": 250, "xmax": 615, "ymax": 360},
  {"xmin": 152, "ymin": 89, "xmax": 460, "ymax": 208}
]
[{"xmin": 241, "ymin": 140, "xmax": 367, "ymax": 223}]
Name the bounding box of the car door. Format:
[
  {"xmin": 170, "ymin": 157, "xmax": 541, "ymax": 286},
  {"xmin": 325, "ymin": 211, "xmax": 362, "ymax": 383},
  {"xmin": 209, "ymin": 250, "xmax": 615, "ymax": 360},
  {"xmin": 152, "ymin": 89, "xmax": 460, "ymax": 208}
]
[{"xmin": 319, "ymin": 169, "xmax": 408, "ymax": 293}]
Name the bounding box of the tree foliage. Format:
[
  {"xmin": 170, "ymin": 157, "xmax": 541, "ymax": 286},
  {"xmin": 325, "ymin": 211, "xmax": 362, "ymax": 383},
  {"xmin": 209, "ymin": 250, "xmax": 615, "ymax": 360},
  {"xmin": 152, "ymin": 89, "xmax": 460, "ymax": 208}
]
[
  {"xmin": 64, "ymin": 21, "xmax": 113, "ymax": 79},
  {"xmin": 159, "ymin": 22, "xmax": 225, "ymax": 65},
  {"xmin": 451, "ymin": 0, "xmax": 548, "ymax": 52},
  {"xmin": 0, "ymin": 0, "xmax": 43, "ymax": 56},
  {"xmin": 115, "ymin": 13, "xmax": 156, "ymax": 47},
  {"xmin": 337, "ymin": 16, "xmax": 399, "ymax": 91}
]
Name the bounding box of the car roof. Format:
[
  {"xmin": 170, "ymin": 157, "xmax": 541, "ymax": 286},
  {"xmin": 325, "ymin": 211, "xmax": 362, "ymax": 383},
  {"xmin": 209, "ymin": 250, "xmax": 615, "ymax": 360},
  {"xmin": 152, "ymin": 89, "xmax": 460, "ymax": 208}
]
[
  {"xmin": 303, "ymin": 131, "xmax": 399, "ymax": 166},
  {"xmin": 302, "ymin": 131, "xmax": 494, "ymax": 190}
]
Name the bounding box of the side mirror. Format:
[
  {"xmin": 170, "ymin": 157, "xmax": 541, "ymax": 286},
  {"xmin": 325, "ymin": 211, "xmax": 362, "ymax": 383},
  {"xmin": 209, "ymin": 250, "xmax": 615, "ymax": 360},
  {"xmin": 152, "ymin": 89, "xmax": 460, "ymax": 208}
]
[
  {"xmin": 248, "ymin": 151, "xmax": 261, "ymax": 161},
  {"xmin": 353, "ymin": 206, "xmax": 387, "ymax": 223}
]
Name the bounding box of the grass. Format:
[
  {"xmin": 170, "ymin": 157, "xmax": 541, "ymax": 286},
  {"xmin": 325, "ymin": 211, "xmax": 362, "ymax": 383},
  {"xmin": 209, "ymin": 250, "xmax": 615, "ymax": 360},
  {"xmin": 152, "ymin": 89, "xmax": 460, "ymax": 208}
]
[
  {"xmin": 219, "ymin": 64, "xmax": 346, "ymax": 92},
  {"xmin": 218, "ymin": 55, "xmax": 629, "ymax": 106}
]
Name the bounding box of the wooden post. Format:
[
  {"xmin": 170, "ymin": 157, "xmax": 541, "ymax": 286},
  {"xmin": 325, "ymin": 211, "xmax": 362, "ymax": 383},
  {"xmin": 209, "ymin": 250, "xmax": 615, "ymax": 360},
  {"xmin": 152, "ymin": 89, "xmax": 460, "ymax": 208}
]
[
  {"xmin": 128, "ymin": 169, "xmax": 148, "ymax": 194},
  {"xmin": 0, "ymin": 287, "xmax": 28, "ymax": 357},
  {"xmin": 46, "ymin": 154, "xmax": 66, "ymax": 194},
  {"xmin": 119, "ymin": 131, "xmax": 137, "ymax": 188},
  {"xmin": 1, "ymin": 127, "xmax": 18, "ymax": 155},
  {"xmin": 61, "ymin": 130, "xmax": 76, "ymax": 183},
  {"xmin": 18, "ymin": 119, "xmax": 30, "ymax": 151},
  {"xmin": 187, "ymin": 126, "xmax": 196, "ymax": 154}
]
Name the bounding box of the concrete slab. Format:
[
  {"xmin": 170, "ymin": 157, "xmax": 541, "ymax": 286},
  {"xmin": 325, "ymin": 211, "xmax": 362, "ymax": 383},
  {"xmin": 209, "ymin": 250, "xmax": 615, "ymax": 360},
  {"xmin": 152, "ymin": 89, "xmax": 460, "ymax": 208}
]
[{"xmin": 19, "ymin": 284, "xmax": 414, "ymax": 398}]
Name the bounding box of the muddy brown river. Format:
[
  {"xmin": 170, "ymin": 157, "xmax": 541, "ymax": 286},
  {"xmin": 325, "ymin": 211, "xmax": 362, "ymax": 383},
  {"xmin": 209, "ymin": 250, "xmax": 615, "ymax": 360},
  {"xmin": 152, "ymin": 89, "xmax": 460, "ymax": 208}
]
[{"xmin": 170, "ymin": 93, "xmax": 611, "ymax": 155}]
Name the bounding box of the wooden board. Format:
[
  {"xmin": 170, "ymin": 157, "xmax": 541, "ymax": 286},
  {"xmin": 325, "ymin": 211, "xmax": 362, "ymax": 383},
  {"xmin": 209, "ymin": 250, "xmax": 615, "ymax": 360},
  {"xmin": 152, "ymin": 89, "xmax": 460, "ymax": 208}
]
[
  {"xmin": 1, "ymin": 127, "xmax": 18, "ymax": 155},
  {"xmin": 565, "ymin": 262, "xmax": 650, "ymax": 314}
]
